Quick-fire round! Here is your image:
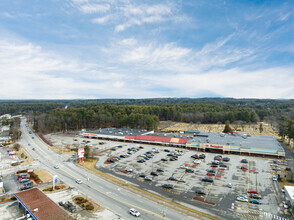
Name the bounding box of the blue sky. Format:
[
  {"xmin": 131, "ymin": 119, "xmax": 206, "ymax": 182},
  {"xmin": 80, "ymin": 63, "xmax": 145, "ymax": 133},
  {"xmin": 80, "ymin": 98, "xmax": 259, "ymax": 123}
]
[{"xmin": 0, "ymin": 0, "xmax": 293, "ymax": 99}]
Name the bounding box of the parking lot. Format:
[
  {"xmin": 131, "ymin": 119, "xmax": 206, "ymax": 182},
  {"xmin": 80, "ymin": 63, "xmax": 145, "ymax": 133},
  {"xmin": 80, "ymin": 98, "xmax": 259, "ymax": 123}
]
[{"xmin": 46, "ymin": 134, "xmax": 291, "ymax": 220}]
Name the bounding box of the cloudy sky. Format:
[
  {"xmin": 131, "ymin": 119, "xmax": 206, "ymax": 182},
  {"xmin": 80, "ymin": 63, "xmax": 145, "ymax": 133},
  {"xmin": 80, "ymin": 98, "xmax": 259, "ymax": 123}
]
[{"xmin": 0, "ymin": 0, "xmax": 293, "ymax": 99}]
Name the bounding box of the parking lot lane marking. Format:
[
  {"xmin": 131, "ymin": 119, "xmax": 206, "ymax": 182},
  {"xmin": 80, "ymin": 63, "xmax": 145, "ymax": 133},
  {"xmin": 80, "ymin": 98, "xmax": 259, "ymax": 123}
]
[{"xmin": 204, "ymin": 181, "xmax": 213, "ymax": 201}]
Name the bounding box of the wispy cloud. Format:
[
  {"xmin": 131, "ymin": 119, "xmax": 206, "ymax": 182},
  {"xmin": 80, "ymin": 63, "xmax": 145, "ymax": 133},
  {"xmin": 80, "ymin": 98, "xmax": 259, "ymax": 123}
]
[{"xmin": 70, "ymin": 0, "xmax": 189, "ymax": 31}]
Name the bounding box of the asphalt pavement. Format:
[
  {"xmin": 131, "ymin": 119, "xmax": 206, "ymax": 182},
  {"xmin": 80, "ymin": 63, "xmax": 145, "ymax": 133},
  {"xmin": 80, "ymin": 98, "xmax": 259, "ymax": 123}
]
[{"xmin": 19, "ymin": 119, "xmax": 199, "ymax": 220}]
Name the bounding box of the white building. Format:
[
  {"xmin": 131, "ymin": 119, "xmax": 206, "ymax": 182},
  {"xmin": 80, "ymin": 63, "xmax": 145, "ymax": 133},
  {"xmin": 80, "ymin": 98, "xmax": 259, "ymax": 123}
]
[{"xmin": 284, "ymin": 185, "xmax": 294, "ymax": 208}]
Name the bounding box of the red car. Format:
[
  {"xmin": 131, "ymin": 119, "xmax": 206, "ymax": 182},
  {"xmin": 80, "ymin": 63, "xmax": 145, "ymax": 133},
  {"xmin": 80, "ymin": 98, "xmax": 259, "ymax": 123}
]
[
  {"xmin": 248, "ymin": 190, "xmax": 258, "ymax": 194},
  {"xmin": 214, "ymin": 157, "xmax": 222, "ymax": 161},
  {"xmin": 241, "ymin": 166, "xmax": 248, "ymax": 171},
  {"xmin": 222, "ymin": 157, "xmax": 230, "ymax": 162}
]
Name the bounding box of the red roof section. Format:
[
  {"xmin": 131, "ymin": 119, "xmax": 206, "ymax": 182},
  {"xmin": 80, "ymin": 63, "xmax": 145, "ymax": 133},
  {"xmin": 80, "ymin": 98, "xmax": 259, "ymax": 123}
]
[
  {"xmin": 14, "ymin": 188, "xmax": 72, "ymax": 220},
  {"xmin": 125, "ymin": 135, "xmax": 135, "ymax": 139}
]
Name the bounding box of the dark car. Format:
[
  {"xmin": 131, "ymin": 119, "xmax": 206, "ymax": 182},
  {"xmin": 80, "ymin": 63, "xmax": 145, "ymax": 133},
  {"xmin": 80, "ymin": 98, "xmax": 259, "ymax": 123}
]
[
  {"xmin": 191, "ymin": 154, "xmax": 199, "ymax": 159},
  {"xmin": 169, "ymin": 176, "xmax": 178, "ymax": 181},
  {"xmin": 202, "ymin": 177, "xmax": 214, "ymax": 182},
  {"xmin": 107, "ymin": 159, "xmax": 114, "ymax": 163},
  {"xmin": 120, "ymin": 155, "xmax": 126, "ymax": 158},
  {"xmin": 199, "ymin": 154, "xmax": 206, "ymax": 159},
  {"xmin": 113, "ymin": 157, "xmax": 120, "ymax": 161},
  {"xmin": 207, "ymin": 172, "xmax": 215, "ymax": 176},
  {"xmin": 222, "ymin": 157, "xmax": 230, "ymax": 162},
  {"xmin": 161, "ymin": 158, "xmax": 168, "ymax": 161},
  {"xmin": 150, "ymin": 172, "xmax": 158, "ymax": 176},
  {"xmin": 170, "ymin": 158, "xmax": 176, "ymax": 161},
  {"xmin": 20, "ymin": 185, "xmax": 33, "ymax": 191},
  {"xmin": 117, "ymin": 145, "xmax": 123, "ymax": 148},
  {"xmin": 195, "ymin": 189, "xmax": 206, "ymax": 195},
  {"xmin": 211, "ymin": 164, "xmax": 218, "ymax": 167},
  {"xmin": 185, "ymin": 169, "xmax": 194, "ymax": 173},
  {"xmin": 139, "ymin": 174, "xmax": 146, "ymax": 178},
  {"xmin": 250, "ymin": 194, "xmax": 262, "ymax": 199},
  {"xmin": 144, "ymin": 157, "xmax": 149, "ymax": 160},
  {"xmin": 214, "ymin": 156, "xmax": 222, "ymax": 161},
  {"xmin": 164, "ymin": 149, "xmax": 170, "ymax": 152},
  {"xmin": 161, "ymin": 184, "xmax": 174, "ymax": 189},
  {"xmin": 250, "ymin": 199, "xmax": 262, "ymax": 204},
  {"xmin": 207, "ymin": 169, "xmax": 216, "ymax": 173},
  {"xmin": 157, "ymin": 168, "xmax": 164, "ymax": 172},
  {"xmin": 110, "ymin": 148, "xmax": 116, "ymax": 151},
  {"xmin": 137, "ymin": 159, "xmax": 145, "ymax": 163},
  {"xmin": 139, "ymin": 146, "xmax": 144, "ymax": 149},
  {"xmin": 220, "ymin": 164, "xmax": 227, "ymax": 168},
  {"xmin": 167, "ymin": 153, "xmax": 174, "ymax": 156}
]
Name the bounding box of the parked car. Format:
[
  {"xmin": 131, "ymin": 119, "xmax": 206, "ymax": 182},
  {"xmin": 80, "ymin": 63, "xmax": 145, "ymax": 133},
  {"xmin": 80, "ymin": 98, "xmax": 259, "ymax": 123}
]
[
  {"xmin": 185, "ymin": 169, "xmax": 194, "ymax": 173},
  {"xmin": 110, "ymin": 147, "xmax": 116, "ymax": 151},
  {"xmin": 199, "ymin": 154, "xmax": 206, "ymax": 159},
  {"xmin": 161, "ymin": 184, "xmax": 174, "ymax": 189},
  {"xmin": 272, "ymin": 176, "xmax": 278, "ymax": 181},
  {"xmin": 129, "ymin": 208, "xmax": 140, "ymax": 217},
  {"xmin": 222, "ymin": 157, "xmax": 230, "ymax": 162},
  {"xmin": 248, "ymin": 190, "xmax": 258, "ymax": 194},
  {"xmin": 250, "ymin": 199, "xmax": 261, "ymax": 204},
  {"xmin": 178, "ymin": 178, "xmax": 186, "ymax": 183},
  {"xmin": 227, "ymin": 183, "xmax": 232, "ymax": 188},
  {"xmin": 161, "ymin": 158, "xmax": 168, "ymax": 161},
  {"xmin": 139, "ymin": 174, "xmax": 146, "ymax": 178},
  {"xmin": 207, "ymin": 169, "xmax": 216, "ymax": 173},
  {"xmin": 220, "ymin": 164, "xmax": 227, "ymax": 168},
  {"xmin": 193, "ymin": 159, "xmax": 201, "ymax": 164},
  {"xmin": 214, "ymin": 156, "xmax": 222, "ymax": 161},
  {"xmin": 195, "ymin": 189, "xmax": 206, "ymax": 195},
  {"xmin": 164, "ymin": 149, "xmax": 170, "ymax": 152},
  {"xmin": 137, "ymin": 159, "xmax": 145, "ymax": 163},
  {"xmin": 125, "ymin": 168, "xmax": 133, "ymax": 172},
  {"xmin": 250, "ymin": 194, "xmax": 262, "ymax": 199},
  {"xmin": 170, "ymin": 158, "xmax": 176, "ymax": 161},
  {"xmin": 120, "ymin": 155, "xmax": 127, "ymax": 158},
  {"xmin": 168, "ymin": 176, "xmax": 178, "ymax": 181},
  {"xmin": 117, "ymin": 145, "xmax": 123, "ymax": 148},
  {"xmin": 241, "ymin": 159, "xmax": 248, "ymax": 163},
  {"xmin": 54, "ymin": 165, "xmax": 59, "ymax": 169},
  {"xmin": 237, "ymin": 196, "xmax": 248, "ymax": 202},
  {"xmin": 156, "ymin": 168, "xmax": 164, "ymax": 172},
  {"xmin": 107, "ymin": 159, "xmax": 114, "ymax": 163},
  {"xmin": 211, "ymin": 164, "xmax": 218, "ymax": 167},
  {"xmin": 144, "ymin": 176, "xmax": 152, "ymax": 181},
  {"xmin": 20, "ymin": 185, "xmax": 33, "ymax": 191},
  {"xmin": 150, "ymin": 172, "xmax": 158, "ymax": 176},
  {"xmin": 207, "ymin": 172, "xmax": 215, "ymax": 176},
  {"xmin": 241, "ymin": 166, "xmax": 248, "ymax": 171},
  {"xmin": 19, "ymin": 178, "xmax": 30, "ymax": 183},
  {"xmin": 139, "ymin": 146, "xmax": 144, "ymax": 149},
  {"xmin": 202, "ymin": 177, "xmax": 213, "ymax": 182}
]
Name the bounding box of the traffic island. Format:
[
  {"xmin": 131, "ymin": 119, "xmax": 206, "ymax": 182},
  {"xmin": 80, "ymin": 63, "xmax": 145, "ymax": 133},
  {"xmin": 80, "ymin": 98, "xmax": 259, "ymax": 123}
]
[
  {"xmin": 73, "ymin": 195, "xmax": 103, "ymax": 212},
  {"xmin": 42, "ymin": 184, "xmax": 68, "ymax": 193}
]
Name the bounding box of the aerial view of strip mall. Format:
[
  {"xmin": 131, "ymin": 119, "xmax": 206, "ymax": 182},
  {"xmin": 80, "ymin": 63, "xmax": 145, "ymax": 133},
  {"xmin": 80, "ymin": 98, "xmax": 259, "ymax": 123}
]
[{"xmin": 0, "ymin": 1, "xmax": 294, "ymax": 220}]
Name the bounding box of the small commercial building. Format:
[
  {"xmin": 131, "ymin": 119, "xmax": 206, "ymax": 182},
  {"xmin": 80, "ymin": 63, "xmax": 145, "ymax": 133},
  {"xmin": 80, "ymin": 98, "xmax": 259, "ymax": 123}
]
[
  {"xmin": 14, "ymin": 188, "xmax": 72, "ymax": 220},
  {"xmin": 284, "ymin": 186, "xmax": 294, "ymax": 208}
]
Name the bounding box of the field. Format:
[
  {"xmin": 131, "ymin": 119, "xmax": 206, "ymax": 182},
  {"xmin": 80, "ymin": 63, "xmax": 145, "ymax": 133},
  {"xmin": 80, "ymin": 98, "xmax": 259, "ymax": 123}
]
[{"xmin": 160, "ymin": 122, "xmax": 279, "ymax": 138}]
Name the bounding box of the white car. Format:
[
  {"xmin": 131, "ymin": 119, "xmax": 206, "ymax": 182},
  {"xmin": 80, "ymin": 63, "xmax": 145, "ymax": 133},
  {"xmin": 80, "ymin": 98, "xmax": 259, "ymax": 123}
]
[
  {"xmin": 76, "ymin": 179, "xmax": 82, "ymax": 184},
  {"xmin": 194, "ymin": 159, "xmax": 201, "ymax": 164},
  {"xmin": 272, "ymin": 176, "xmax": 277, "ymax": 181},
  {"xmin": 54, "ymin": 165, "xmax": 59, "ymax": 169},
  {"xmin": 227, "ymin": 183, "xmax": 232, "ymax": 188},
  {"xmin": 125, "ymin": 168, "xmax": 133, "ymax": 172},
  {"xmin": 129, "ymin": 208, "xmax": 140, "ymax": 217},
  {"xmin": 237, "ymin": 196, "xmax": 248, "ymax": 202}
]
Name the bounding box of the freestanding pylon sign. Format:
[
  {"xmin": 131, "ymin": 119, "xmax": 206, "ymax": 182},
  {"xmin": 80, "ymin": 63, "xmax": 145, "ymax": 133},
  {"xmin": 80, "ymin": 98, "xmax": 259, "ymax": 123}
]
[{"xmin": 78, "ymin": 148, "xmax": 85, "ymax": 163}]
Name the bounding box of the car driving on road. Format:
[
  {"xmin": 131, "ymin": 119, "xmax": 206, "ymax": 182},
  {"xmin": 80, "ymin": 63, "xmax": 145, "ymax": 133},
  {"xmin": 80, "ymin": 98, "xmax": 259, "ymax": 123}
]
[{"xmin": 129, "ymin": 208, "xmax": 140, "ymax": 217}]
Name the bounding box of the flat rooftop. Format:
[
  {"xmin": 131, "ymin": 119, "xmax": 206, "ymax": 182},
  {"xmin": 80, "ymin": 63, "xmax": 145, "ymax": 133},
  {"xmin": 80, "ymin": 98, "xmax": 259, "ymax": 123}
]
[
  {"xmin": 85, "ymin": 128, "xmax": 150, "ymax": 137},
  {"xmin": 186, "ymin": 131, "xmax": 283, "ymax": 151}
]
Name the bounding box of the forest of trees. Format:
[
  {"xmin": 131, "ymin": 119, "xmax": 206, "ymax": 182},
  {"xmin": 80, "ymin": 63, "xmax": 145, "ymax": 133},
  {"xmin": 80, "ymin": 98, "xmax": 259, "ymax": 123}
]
[
  {"xmin": 31, "ymin": 104, "xmax": 259, "ymax": 132},
  {"xmin": 0, "ymin": 98, "xmax": 293, "ymax": 139}
]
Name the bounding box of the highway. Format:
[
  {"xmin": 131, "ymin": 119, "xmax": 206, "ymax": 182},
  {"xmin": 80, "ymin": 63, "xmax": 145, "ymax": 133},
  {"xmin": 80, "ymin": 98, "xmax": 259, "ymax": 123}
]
[{"xmin": 19, "ymin": 119, "xmax": 196, "ymax": 220}]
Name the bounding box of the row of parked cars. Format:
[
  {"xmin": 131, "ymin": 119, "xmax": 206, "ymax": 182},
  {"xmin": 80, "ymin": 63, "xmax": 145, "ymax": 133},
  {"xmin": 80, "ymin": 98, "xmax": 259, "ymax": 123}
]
[{"xmin": 17, "ymin": 173, "xmax": 33, "ymax": 190}]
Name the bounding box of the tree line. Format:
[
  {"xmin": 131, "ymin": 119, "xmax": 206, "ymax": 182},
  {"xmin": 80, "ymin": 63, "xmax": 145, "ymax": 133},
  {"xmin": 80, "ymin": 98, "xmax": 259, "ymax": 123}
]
[
  {"xmin": 278, "ymin": 116, "xmax": 294, "ymax": 144},
  {"xmin": 31, "ymin": 104, "xmax": 259, "ymax": 132}
]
